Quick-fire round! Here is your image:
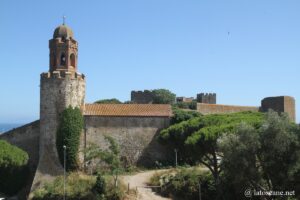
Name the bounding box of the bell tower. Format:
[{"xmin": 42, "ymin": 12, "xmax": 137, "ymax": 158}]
[
  {"xmin": 31, "ymin": 21, "xmax": 85, "ymax": 194},
  {"xmin": 49, "ymin": 22, "xmax": 78, "ymax": 72}
]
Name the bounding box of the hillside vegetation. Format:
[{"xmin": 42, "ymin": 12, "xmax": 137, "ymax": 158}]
[
  {"xmin": 157, "ymin": 110, "xmax": 300, "ymax": 199},
  {"xmin": 0, "ymin": 140, "xmax": 29, "ymax": 195}
]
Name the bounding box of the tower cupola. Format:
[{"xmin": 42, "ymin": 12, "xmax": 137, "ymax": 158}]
[
  {"xmin": 49, "ymin": 23, "xmax": 78, "ymax": 73},
  {"xmin": 53, "ymin": 24, "xmax": 74, "ymax": 39}
]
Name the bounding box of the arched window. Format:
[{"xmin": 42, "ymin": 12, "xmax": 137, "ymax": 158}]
[
  {"xmin": 60, "ymin": 53, "xmax": 66, "ymax": 66},
  {"xmin": 70, "ymin": 53, "xmax": 75, "ymax": 67}
]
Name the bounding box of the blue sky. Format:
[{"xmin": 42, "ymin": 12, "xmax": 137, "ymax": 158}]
[{"xmin": 0, "ymin": 0, "xmax": 299, "ymax": 123}]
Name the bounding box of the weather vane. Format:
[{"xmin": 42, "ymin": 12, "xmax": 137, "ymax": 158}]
[{"xmin": 63, "ymin": 15, "xmax": 66, "ymax": 25}]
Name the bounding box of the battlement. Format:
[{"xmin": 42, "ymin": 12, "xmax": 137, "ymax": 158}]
[
  {"xmin": 197, "ymin": 93, "xmax": 216, "ymax": 104},
  {"xmin": 131, "ymin": 90, "xmax": 154, "ymax": 104},
  {"xmin": 41, "ymin": 71, "xmax": 85, "ymax": 80}
]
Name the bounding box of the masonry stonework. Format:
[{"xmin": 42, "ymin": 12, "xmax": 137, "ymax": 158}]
[
  {"xmin": 197, "ymin": 93, "xmax": 217, "ymax": 104},
  {"xmin": 84, "ymin": 116, "xmax": 171, "ymax": 168},
  {"xmin": 131, "ymin": 90, "xmax": 154, "ymax": 104},
  {"xmin": 31, "ymin": 72, "xmax": 85, "ymax": 191},
  {"xmin": 197, "ymin": 103, "xmax": 259, "ymax": 115},
  {"xmin": 261, "ymin": 96, "xmax": 296, "ymax": 122}
]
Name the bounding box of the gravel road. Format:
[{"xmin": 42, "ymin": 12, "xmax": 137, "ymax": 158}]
[{"xmin": 121, "ymin": 170, "xmax": 171, "ymax": 200}]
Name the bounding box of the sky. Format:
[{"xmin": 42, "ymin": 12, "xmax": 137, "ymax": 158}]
[{"xmin": 0, "ymin": 0, "xmax": 299, "ymax": 124}]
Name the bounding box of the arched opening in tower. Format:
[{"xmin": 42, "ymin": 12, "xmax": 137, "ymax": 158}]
[
  {"xmin": 60, "ymin": 53, "xmax": 66, "ymax": 66},
  {"xmin": 70, "ymin": 53, "xmax": 75, "ymax": 68}
]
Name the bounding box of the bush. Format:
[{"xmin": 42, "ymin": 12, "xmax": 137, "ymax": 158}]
[
  {"xmin": 149, "ymin": 168, "xmax": 216, "ymax": 200},
  {"xmin": 56, "ymin": 106, "xmax": 84, "ymax": 171},
  {"xmin": 94, "ymin": 173, "xmax": 106, "ymax": 195},
  {"xmin": 170, "ymin": 108, "xmax": 202, "ymax": 125},
  {"xmin": 174, "ymin": 101, "xmax": 197, "ymax": 110},
  {"xmin": 152, "ymin": 89, "xmax": 176, "ymax": 104},
  {"xmin": 0, "ymin": 140, "xmax": 29, "ymax": 195}
]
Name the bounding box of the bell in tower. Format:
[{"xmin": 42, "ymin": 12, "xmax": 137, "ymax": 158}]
[{"xmin": 49, "ymin": 21, "xmax": 78, "ymax": 73}]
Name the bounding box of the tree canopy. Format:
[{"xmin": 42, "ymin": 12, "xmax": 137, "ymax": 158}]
[
  {"xmin": 152, "ymin": 89, "xmax": 176, "ymax": 104},
  {"xmin": 219, "ymin": 111, "xmax": 300, "ymax": 199},
  {"xmin": 159, "ymin": 111, "xmax": 264, "ymax": 198},
  {"xmin": 159, "ymin": 110, "xmax": 300, "ymax": 199}
]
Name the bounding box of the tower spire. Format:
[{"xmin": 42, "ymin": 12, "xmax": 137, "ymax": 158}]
[{"xmin": 63, "ymin": 15, "xmax": 66, "ymax": 25}]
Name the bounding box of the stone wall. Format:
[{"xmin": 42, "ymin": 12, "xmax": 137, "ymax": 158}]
[
  {"xmin": 197, "ymin": 103, "xmax": 259, "ymax": 115},
  {"xmin": 131, "ymin": 90, "xmax": 154, "ymax": 104},
  {"xmin": 84, "ymin": 116, "xmax": 171, "ymax": 168},
  {"xmin": 0, "ymin": 120, "xmax": 40, "ymax": 199},
  {"xmin": 176, "ymin": 97, "xmax": 194, "ymax": 103},
  {"xmin": 261, "ymin": 96, "xmax": 296, "ymax": 122}
]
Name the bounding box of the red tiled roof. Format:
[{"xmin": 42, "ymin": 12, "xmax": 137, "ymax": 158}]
[{"xmin": 84, "ymin": 104, "xmax": 172, "ymax": 117}]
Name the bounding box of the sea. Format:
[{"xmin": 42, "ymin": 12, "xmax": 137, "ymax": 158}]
[{"xmin": 0, "ymin": 123, "xmax": 24, "ymax": 134}]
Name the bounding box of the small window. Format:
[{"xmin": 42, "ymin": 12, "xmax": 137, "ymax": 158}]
[{"xmin": 60, "ymin": 53, "xmax": 66, "ymax": 66}]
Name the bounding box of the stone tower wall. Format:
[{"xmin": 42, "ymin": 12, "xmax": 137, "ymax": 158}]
[
  {"xmin": 260, "ymin": 96, "xmax": 296, "ymax": 122},
  {"xmin": 197, "ymin": 93, "xmax": 216, "ymax": 104},
  {"xmin": 31, "ymin": 71, "xmax": 85, "ymax": 191}
]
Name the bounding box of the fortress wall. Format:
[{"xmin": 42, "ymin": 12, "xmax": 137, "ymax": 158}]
[
  {"xmin": 197, "ymin": 103, "xmax": 259, "ymax": 115},
  {"xmin": 84, "ymin": 116, "xmax": 171, "ymax": 168}
]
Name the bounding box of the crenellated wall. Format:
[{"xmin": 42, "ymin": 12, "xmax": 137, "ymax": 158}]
[{"xmin": 197, "ymin": 93, "xmax": 217, "ymax": 104}]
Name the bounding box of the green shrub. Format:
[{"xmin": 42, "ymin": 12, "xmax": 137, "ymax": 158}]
[
  {"xmin": 150, "ymin": 168, "xmax": 216, "ymax": 200},
  {"xmin": 56, "ymin": 106, "xmax": 84, "ymax": 171},
  {"xmin": 94, "ymin": 173, "xmax": 106, "ymax": 195},
  {"xmin": 152, "ymin": 89, "xmax": 176, "ymax": 104},
  {"xmin": 175, "ymin": 101, "xmax": 197, "ymax": 110},
  {"xmin": 0, "ymin": 140, "xmax": 29, "ymax": 195},
  {"xmin": 170, "ymin": 108, "xmax": 202, "ymax": 125}
]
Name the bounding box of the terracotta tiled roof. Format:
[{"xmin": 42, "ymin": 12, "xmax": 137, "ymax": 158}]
[{"xmin": 84, "ymin": 104, "xmax": 172, "ymax": 117}]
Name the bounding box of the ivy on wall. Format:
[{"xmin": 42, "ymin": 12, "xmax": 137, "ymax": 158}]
[{"xmin": 56, "ymin": 106, "xmax": 83, "ymax": 171}]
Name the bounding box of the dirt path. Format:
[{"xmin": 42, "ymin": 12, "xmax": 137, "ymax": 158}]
[{"xmin": 121, "ymin": 170, "xmax": 171, "ymax": 200}]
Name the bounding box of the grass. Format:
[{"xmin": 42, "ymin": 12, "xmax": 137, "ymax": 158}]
[{"xmin": 32, "ymin": 172, "xmax": 129, "ymax": 200}]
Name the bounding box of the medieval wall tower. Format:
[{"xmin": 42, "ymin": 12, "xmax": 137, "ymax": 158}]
[{"xmin": 31, "ymin": 23, "xmax": 85, "ymax": 191}]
